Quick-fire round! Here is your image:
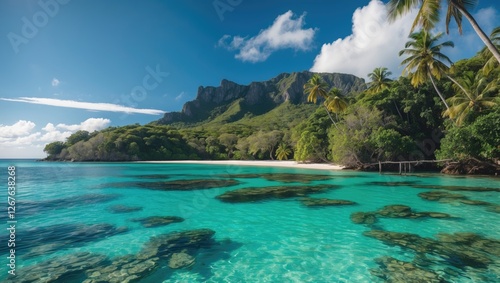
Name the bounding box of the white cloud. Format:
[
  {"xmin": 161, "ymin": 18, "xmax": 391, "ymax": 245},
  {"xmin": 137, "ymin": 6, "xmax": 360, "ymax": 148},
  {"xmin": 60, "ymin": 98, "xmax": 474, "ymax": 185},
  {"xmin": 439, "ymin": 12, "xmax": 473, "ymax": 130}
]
[
  {"xmin": 51, "ymin": 78, "xmax": 60, "ymax": 87},
  {"xmin": 219, "ymin": 10, "xmax": 317, "ymax": 62},
  {"xmin": 0, "ymin": 122, "xmax": 40, "ymax": 147},
  {"xmin": 0, "ymin": 120, "xmax": 36, "ymax": 138},
  {"xmin": 310, "ymin": 0, "xmax": 417, "ymax": 80},
  {"xmin": 39, "ymin": 129, "xmax": 72, "ymax": 143},
  {"xmin": 0, "ymin": 97, "xmax": 165, "ymax": 115},
  {"xmin": 42, "ymin": 123, "xmax": 57, "ymax": 132},
  {"xmin": 0, "ymin": 118, "xmax": 112, "ymax": 158},
  {"xmin": 9, "ymin": 133, "xmax": 42, "ymax": 146},
  {"xmin": 55, "ymin": 118, "xmax": 111, "ymax": 132}
]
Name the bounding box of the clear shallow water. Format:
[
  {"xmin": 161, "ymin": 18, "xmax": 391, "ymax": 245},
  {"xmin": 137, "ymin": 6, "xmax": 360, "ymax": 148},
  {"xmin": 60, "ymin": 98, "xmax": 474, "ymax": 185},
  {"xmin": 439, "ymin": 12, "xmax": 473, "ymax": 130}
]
[{"xmin": 0, "ymin": 160, "xmax": 498, "ymax": 282}]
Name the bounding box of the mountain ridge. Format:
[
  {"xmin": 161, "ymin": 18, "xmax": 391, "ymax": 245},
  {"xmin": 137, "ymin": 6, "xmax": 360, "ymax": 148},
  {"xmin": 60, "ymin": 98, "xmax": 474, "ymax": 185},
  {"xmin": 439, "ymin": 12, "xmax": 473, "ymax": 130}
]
[{"xmin": 157, "ymin": 71, "xmax": 366, "ymax": 126}]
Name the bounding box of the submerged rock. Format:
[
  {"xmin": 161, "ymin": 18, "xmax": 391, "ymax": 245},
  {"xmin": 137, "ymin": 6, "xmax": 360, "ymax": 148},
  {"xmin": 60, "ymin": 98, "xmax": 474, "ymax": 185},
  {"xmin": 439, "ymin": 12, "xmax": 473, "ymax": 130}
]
[
  {"xmin": 411, "ymin": 184, "xmax": 500, "ymax": 192},
  {"xmin": 435, "ymin": 232, "xmax": 500, "ymax": 257},
  {"xmin": 5, "ymin": 252, "xmax": 108, "ymax": 283},
  {"xmin": 85, "ymin": 257, "xmax": 159, "ymax": 283},
  {"xmin": 12, "ymin": 223, "xmax": 128, "ymax": 258},
  {"xmin": 8, "ymin": 229, "xmax": 217, "ymax": 283},
  {"xmin": 419, "ymin": 212, "xmax": 451, "ymax": 218},
  {"xmin": 16, "ymin": 194, "xmax": 120, "ymax": 218},
  {"xmin": 131, "ymin": 174, "xmax": 170, "ymax": 179},
  {"xmin": 300, "ymin": 197, "xmax": 357, "ymax": 207},
  {"xmin": 418, "ymin": 191, "xmax": 467, "ymax": 201},
  {"xmin": 106, "ymin": 179, "xmax": 240, "ymax": 191},
  {"xmin": 418, "ymin": 191, "xmax": 499, "ymax": 213},
  {"xmin": 377, "ymin": 205, "xmax": 452, "ymax": 219},
  {"xmin": 350, "ymin": 204, "xmax": 452, "ymax": 226},
  {"xmin": 141, "ymin": 229, "xmax": 216, "ymax": 258},
  {"xmin": 168, "ymin": 251, "xmax": 196, "ymax": 269},
  {"xmin": 86, "ymin": 229, "xmax": 216, "ymax": 283},
  {"xmin": 377, "ymin": 205, "xmax": 413, "ymax": 218},
  {"xmin": 366, "ymin": 181, "xmax": 500, "ymax": 192},
  {"xmin": 458, "ymin": 199, "xmax": 492, "ymax": 205},
  {"xmin": 216, "ymin": 184, "xmax": 337, "ymax": 203},
  {"xmin": 486, "ymin": 205, "xmax": 500, "ymax": 213},
  {"xmin": 365, "ymin": 181, "xmax": 421, "ymax": 187},
  {"xmin": 228, "ymin": 173, "xmax": 334, "ymax": 183},
  {"xmin": 108, "ymin": 205, "xmax": 143, "ymax": 213},
  {"xmin": 350, "ymin": 212, "xmax": 377, "ymax": 224},
  {"xmin": 132, "ymin": 216, "xmax": 184, "ymax": 228},
  {"xmin": 370, "ymin": 256, "xmax": 447, "ymax": 283},
  {"xmin": 364, "ymin": 230, "xmax": 498, "ymax": 269}
]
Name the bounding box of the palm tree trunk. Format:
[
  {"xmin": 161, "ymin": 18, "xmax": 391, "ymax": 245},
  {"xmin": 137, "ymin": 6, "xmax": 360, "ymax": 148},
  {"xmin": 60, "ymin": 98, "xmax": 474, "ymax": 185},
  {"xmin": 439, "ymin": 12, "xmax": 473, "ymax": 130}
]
[
  {"xmin": 393, "ymin": 100, "xmax": 403, "ymax": 120},
  {"xmin": 455, "ymin": 4, "xmax": 500, "ymax": 64},
  {"xmin": 446, "ymin": 75, "xmax": 473, "ymax": 101},
  {"xmin": 428, "ymin": 73, "xmax": 450, "ymax": 110},
  {"xmin": 323, "ymin": 104, "xmax": 339, "ymax": 130}
]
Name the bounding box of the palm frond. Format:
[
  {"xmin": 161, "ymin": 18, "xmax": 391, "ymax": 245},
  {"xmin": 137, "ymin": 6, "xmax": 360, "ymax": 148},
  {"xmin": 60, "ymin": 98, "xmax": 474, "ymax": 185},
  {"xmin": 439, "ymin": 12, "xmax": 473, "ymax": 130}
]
[
  {"xmin": 304, "ymin": 75, "xmax": 328, "ymax": 104},
  {"xmin": 387, "ymin": 0, "xmax": 422, "ymax": 22},
  {"xmin": 446, "ymin": 4, "xmax": 462, "ymax": 34},
  {"xmin": 414, "ymin": 0, "xmax": 441, "ymax": 32}
]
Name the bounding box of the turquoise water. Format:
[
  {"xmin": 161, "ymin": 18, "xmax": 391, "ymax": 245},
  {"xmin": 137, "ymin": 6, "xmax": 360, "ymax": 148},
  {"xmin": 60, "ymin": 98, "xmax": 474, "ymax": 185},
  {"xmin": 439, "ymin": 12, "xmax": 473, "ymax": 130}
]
[{"xmin": 0, "ymin": 160, "xmax": 498, "ymax": 282}]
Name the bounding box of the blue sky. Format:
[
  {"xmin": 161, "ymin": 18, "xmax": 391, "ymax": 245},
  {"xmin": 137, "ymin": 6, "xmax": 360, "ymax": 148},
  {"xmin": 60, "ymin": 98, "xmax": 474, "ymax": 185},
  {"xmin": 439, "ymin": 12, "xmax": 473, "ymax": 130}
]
[{"xmin": 0, "ymin": 0, "xmax": 498, "ymax": 158}]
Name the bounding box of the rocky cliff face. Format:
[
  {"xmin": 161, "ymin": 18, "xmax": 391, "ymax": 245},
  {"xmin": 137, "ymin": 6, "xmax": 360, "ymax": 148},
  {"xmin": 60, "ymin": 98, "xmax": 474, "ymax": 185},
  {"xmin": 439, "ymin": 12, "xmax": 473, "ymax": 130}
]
[{"xmin": 158, "ymin": 71, "xmax": 365, "ymax": 124}]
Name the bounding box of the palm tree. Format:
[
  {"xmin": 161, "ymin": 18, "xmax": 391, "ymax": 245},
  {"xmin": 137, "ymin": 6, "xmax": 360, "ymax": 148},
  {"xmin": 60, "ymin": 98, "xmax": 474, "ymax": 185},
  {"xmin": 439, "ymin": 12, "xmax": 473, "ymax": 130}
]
[
  {"xmin": 443, "ymin": 71, "xmax": 498, "ymax": 125},
  {"xmin": 304, "ymin": 74, "xmax": 336, "ymax": 124},
  {"xmin": 367, "ymin": 67, "xmax": 404, "ymax": 119},
  {"xmin": 275, "ymin": 142, "xmax": 292, "ymax": 160},
  {"xmin": 399, "ymin": 30, "xmax": 454, "ymax": 110},
  {"xmin": 481, "ymin": 26, "xmax": 500, "ymax": 75},
  {"xmin": 367, "ymin": 67, "xmax": 393, "ymax": 93},
  {"xmin": 304, "ymin": 74, "xmax": 328, "ymax": 104},
  {"xmin": 324, "ymin": 88, "xmax": 348, "ymax": 121},
  {"xmin": 387, "ymin": 0, "xmax": 500, "ymax": 64}
]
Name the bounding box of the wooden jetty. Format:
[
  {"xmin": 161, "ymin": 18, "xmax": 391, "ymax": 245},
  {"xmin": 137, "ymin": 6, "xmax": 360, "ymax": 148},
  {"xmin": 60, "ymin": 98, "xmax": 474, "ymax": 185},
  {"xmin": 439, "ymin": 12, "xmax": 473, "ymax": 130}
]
[{"xmin": 371, "ymin": 159, "xmax": 452, "ymax": 175}]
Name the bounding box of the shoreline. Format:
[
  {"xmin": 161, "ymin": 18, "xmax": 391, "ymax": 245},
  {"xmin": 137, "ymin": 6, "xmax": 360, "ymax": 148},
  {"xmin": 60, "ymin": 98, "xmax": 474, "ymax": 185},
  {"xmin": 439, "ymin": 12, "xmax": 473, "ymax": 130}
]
[{"xmin": 138, "ymin": 160, "xmax": 345, "ymax": 171}]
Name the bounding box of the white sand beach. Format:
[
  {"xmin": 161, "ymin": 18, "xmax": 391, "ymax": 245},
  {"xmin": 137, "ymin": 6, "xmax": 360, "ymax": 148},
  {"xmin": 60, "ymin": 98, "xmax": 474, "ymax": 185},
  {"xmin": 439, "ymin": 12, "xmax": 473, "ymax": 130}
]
[{"xmin": 140, "ymin": 160, "xmax": 344, "ymax": 171}]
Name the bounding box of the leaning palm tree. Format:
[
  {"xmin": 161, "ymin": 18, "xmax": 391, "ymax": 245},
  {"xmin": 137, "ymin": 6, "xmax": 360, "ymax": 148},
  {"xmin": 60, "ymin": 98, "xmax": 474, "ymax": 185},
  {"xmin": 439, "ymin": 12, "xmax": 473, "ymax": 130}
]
[
  {"xmin": 399, "ymin": 30, "xmax": 454, "ymax": 110},
  {"xmin": 304, "ymin": 74, "xmax": 336, "ymax": 124},
  {"xmin": 387, "ymin": 0, "xmax": 500, "ymax": 64},
  {"xmin": 367, "ymin": 67, "xmax": 393, "ymax": 93},
  {"xmin": 481, "ymin": 26, "xmax": 500, "ymax": 75},
  {"xmin": 443, "ymin": 71, "xmax": 498, "ymax": 125}
]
